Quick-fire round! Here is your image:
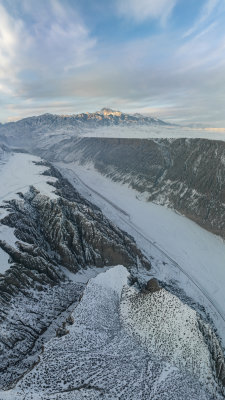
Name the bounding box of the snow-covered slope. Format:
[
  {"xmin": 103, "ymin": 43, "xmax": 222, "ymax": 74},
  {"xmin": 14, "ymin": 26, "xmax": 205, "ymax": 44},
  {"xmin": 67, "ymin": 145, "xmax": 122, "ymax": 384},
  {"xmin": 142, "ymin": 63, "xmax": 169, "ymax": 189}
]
[
  {"xmin": 0, "ymin": 108, "xmax": 169, "ymax": 148},
  {"xmin": 0, "ymin": 133, "xmax": 225, "ymax": 398},
  {"xmin": 0, "ymin": 152, "xmax": 57, "ymax": 203},
  {"xmin": 50, "ymin": 137, "xmax": 225, "ymax": 240},
  {"xmin": 0, "ymin": 151, "xmax": 152, "ymax": 390},
  {"xmin": 1, "ymin": 266, "xmax": 223, "ymax": 399},
  {"xmin": 57, "ymin": 162, "xmax": 225, "ymax": 347},
  {"xmin": 1, "ymin": 110, "xmax": 224, "ymax": 242},
  {"xmin": 122, "ymin": 285, "xmax": 216, "ymax": 387},
  {"xmin": 1, "ymin": 108, "xmax": 225, "ymax": 142},
  {"xmin": 0, "ymin": 150, "xmax": 57, "ymax": 273}
]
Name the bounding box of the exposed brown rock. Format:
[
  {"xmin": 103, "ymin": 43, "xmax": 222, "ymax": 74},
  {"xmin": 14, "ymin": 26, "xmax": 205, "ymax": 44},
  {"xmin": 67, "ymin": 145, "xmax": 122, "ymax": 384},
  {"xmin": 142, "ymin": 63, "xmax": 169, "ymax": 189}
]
[{"xmin": 145, "ymin": 278, "xmax": 161, "ymax": 293}]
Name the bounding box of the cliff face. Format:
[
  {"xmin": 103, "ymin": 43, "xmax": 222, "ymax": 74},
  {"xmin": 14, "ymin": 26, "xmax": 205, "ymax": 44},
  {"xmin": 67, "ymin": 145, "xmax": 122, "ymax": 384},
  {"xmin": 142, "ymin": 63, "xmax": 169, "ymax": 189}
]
[
  {"xmin": 0, "ymin": 110, "xmax": 224, "ymax": 239},
  {"xmin": 0, "ymin": 151, "xmax": 224, "ymax": 398},
  {"xmin": 0, "ymin": 162, "xmax": 150, "ymax": 389},
  {"xmin": 0, "ymin": 116, "xmax": 225, "ymax": 397},
  {"xmin": 45, "ymin": 137, "xmax": 225, "ymax": 239}
]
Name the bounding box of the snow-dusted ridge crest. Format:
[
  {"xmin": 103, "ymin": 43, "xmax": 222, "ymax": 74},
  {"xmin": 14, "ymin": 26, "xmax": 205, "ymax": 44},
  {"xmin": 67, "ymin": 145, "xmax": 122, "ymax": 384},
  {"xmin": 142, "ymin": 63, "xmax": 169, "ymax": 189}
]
[
  {"xmin": 0, "ymin": 108, "xmax": 169, "ymax": 127},
  {"xmin": 1, "ymin": 266, "xmax": 224, "ymax": 399},
  {"xmin": 55, "ymin": 137, "xmax": 225, "ymax": 240},
  {"xmin": 1, "ymin": 107, "xmax": 225, "ymax": 143},
  {"xmin": 0, "ymin": 150, "xmax": 225, "ymax": 399},
  {"xmin": 58, "ymin": 161, "xmax": 225, "ymax": 347},
  {"xmin": 0, "ymin": 151, "xmax": 150, "ymax": 390}
]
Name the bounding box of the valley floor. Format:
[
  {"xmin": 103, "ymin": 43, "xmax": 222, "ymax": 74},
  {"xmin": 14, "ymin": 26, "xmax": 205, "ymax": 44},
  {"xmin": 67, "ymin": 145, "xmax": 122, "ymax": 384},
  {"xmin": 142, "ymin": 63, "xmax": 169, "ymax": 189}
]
[
  {"xmin": 56, "ymin": 161, "xmax": 225, "ymax": 346},
  {"xmin": 0, "ymin": 151, "xmax": 225, "ymax": 398}
]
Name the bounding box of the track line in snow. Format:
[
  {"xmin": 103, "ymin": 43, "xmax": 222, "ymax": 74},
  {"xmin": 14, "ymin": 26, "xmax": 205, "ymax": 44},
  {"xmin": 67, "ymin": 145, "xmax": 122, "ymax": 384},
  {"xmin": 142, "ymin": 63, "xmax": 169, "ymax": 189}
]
[
  {"xmin": 58, "ymin": 166, "xmax": 225, "ymax": 328},
  {"xmin": 64, "ymin": 168, "xmax": 130, "ymax": 218}
]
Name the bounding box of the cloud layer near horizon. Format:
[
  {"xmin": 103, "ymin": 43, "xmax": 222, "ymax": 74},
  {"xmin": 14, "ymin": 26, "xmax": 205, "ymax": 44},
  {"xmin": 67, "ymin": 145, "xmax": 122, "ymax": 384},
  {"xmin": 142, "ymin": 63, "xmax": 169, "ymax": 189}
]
[{"xmin": 0, "ymin": 0, "xmax": 225, "ymax": 126}]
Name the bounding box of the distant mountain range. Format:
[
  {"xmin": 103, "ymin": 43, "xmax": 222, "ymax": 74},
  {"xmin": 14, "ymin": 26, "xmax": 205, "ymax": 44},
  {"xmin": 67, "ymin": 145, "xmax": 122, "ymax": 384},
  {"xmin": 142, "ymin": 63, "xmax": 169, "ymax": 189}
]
[
  {"xmin": 0, "ymin": 108, "xmax": 169, "ymax": 140},
  {"xmin": 0, "ymin": 108, "xmax": 169, "ymax": 129},
  {"xmin": 0, "ymin": 107, "xmax": 224, "ymax": 241},
  {"xmin": 0, "ymin": 109, "xmax": 225, "ymax": 399}
]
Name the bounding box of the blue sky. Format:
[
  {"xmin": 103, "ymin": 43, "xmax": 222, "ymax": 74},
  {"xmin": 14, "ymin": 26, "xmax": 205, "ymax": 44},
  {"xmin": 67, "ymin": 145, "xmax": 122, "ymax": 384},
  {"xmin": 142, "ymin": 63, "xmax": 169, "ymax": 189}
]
[{"xmin": 0, "ymin": 0, "xmax": 225, "ymax": 125}]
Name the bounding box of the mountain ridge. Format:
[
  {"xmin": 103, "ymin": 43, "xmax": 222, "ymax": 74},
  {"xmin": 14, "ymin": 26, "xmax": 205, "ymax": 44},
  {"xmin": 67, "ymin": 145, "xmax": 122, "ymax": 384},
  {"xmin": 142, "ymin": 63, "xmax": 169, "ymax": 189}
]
[{"xmin": 0, "ymin": 108, "xmax": 170, "ymax": 129}]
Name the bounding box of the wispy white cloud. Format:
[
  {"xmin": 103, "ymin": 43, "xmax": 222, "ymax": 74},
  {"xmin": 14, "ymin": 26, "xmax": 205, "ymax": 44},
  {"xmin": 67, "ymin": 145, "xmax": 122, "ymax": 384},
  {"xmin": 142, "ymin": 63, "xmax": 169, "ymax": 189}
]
[
  {"xmin": 117, "ymin": 0, "xmax": 177, "ymax": 24},
  {"xmin": 1, "ymin": 0, "xmax": 225, "ymax": 126},
  {"xmin": 0, "ymin": 0, "xmax": 96, "ymax": 96},
  {"xmin": 177, "ymin": 23, "xmax": 225, "ymax": 72},
  {"xmin": 0, "ymin": 3, "xmax": 28, "ymax": 94},
  {"xmin": 183, "ymin": 0, "xmax": 221, "ymax": 38},
  {"xmin": 21, "ymin": 0, "xmax": 97, "ymax": 73}
]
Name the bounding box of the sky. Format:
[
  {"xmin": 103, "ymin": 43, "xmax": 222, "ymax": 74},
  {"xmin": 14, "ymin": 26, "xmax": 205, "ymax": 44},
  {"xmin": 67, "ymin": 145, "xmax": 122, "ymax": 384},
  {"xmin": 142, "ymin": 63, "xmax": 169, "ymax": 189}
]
[{"xmin": 0, "ymin": 0, "xmax": 225, "ymax": 125}]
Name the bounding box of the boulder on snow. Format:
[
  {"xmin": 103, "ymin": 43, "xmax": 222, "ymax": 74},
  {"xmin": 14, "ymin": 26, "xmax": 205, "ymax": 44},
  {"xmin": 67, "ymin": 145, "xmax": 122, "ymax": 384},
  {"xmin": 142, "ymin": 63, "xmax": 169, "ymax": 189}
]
[{"xmin": 145, "ymin": 278, "xmax": 161, "ymax": 293}]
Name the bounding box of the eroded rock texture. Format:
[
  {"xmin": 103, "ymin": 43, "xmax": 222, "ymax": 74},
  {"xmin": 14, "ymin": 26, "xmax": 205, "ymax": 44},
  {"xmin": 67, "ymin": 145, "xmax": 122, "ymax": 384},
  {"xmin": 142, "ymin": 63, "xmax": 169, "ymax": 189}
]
[
  {"xmin": 2, "ymin": 266, "xmax": 224, "ymax": 400},
  {"xmin": 0, "ymin": 165, "xmax": 150, "ymax": 388},
  {"xmin": 48, "ymin": 137, "xmax": 225, "ymax": 239}
]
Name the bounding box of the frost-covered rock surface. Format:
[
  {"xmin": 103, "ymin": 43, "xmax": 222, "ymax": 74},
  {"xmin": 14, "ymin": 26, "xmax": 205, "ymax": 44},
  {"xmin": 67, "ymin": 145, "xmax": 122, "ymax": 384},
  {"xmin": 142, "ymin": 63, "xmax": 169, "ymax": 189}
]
[
  {"xmin": 121, "ymin": 285, "xmax": 222, "ymax": 389},
  {"xmin": 0, "ymin": 109, "xmax": 169, "ymax": 151},
  {"xmin": 1, "ymin": 110, "xmax": 224, "ymax": 239},
  {"xmin": 49, "ymin": 137, "xmax": 225, "ymax": 239},
  {"xmin": 0, "ymin": 153, "xmax": 149, "ymax": 389},
  {"xmin": 57, "ymin": 160, "xmax": 225, "ymax": 344},
  {"xmin": 1, "ymin": 266, "xmax": 224, "ymax": 400},
  {"xmin": 0, "ymin": 150, "xmax": 225, "ymax": 399}
]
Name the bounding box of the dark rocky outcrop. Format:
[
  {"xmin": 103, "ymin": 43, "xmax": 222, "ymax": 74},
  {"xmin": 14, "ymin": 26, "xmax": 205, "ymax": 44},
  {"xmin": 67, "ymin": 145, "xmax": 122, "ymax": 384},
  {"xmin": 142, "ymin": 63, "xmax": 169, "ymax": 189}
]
[
  {"xmin": 198, "ymin": 318, "xmax": 225, "ymax": 387},
  {"xmin": 145, "ymin": 278, "xmax": 161, "ymax": 293},
  {"xmin": 50, "ymin": 137, "xmax": 225, "ymax": 239},
  {"xmin": 0, "ymin": 110, "xmax": 224, "ymax": 239},
  {"xmin": 0, "ymin": 165, "xmax": 150, "ymax": 389}
]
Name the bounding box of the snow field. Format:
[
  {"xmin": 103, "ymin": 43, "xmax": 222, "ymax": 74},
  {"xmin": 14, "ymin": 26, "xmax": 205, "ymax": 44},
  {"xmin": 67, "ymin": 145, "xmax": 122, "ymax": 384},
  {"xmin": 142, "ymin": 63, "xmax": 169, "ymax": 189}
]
[
  {"xmin": 0, "ymin": 152, "xmax": 58, "ymax": 273},
  {"xmin": 56, "ymin": 161, "xmax": 225, "ymax": 346},
  {"xmin": 0, "ymin": 266, "xmax": 218, "ymax": 399}
]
